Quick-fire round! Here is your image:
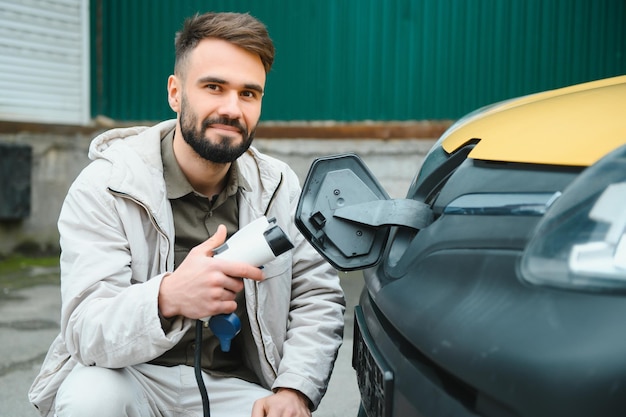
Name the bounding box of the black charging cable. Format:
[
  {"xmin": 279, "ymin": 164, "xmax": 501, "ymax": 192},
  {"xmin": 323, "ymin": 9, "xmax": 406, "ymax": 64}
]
[{"xmin": 195, "ymin": 319, "xmax": 211, "ymax": 417}]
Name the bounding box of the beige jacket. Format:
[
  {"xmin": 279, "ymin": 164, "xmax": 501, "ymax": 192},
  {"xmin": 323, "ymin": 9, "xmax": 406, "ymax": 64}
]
[{"xmin": 28, "ymin": 120, "xmax": 345, "ymax": 416}]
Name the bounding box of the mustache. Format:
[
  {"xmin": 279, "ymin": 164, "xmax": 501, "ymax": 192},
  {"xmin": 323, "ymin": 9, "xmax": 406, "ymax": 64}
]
[{"xmin": 201, "ymin": 117, "xmax": 246, "ymax": 135}]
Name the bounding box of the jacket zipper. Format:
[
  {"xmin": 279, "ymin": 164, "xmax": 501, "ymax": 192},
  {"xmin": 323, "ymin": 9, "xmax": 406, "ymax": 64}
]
[
  {"xmin": 254, "ymin": 280, "xmax": 278, "ymax": 380},
  {"xmin": 255, "ymin": 173, "xmax": 284, "ymax": 381},
  {"xmin": 108, "ymin": 189, "xmax": 171, "ymax": 267},
  {"xmin": 263, "ymin": 173, "xmax": 283, "ymax": 217}
]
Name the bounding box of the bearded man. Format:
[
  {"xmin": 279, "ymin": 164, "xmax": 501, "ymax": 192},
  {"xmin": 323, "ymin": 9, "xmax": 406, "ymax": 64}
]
[{"xmin": 29, "ymin": 12, "xmax": 345, "ymax": 417}]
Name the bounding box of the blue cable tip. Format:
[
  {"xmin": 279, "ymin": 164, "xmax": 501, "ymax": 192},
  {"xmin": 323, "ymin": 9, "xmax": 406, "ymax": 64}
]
[{"xmin": 208, "ymin": 313, "xmax": 241, "ymax": 352}]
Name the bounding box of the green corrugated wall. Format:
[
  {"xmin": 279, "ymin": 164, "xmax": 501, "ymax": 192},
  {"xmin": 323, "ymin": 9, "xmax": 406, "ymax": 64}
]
[{"xmin": 91, "ymin": 0, "xmax": 626, "ymax": 122}]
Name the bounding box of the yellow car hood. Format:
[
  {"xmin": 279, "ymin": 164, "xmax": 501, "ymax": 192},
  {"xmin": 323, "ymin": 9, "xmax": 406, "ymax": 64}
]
[{"xmin": 441, "ymin": 76, "xmax": 626, "ymax": 167}]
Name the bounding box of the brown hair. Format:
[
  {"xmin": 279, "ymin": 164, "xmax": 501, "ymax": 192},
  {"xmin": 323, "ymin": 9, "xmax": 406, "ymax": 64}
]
[{"xmin": 174, "ymin": 12, "xmax": 275, "ymax": 76}]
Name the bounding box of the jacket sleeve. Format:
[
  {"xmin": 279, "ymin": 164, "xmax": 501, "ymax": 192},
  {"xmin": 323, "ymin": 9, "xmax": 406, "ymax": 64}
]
[
  {"xmin": 271, "ymin": 169, "xmax": 347, "ymax": 409},
  {"xmin": 58, "ymin": 164, "xmax": 190, "ymax": 368}
]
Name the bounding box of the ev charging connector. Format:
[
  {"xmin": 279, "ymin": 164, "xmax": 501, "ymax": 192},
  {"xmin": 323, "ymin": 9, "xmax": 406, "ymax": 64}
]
[
  {"xmin": 195, "ymin": 216, "xmax": 294, "ymax": 417},
  {"xmin": 201, "ymin": 216, "xmax": 294, "ymax": 351}
]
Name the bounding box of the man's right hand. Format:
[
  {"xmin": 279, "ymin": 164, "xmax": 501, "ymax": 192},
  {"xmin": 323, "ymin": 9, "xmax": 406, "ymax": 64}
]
[{"xmin": 157, "ymin": 224, "xmax": 264, "ymax": 319}]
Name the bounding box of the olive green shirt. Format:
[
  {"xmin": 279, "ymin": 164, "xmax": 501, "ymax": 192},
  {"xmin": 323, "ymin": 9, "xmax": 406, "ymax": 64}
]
[{"xmin": 150, "ymin": 129, "xmax": 260, "ymax": 384}]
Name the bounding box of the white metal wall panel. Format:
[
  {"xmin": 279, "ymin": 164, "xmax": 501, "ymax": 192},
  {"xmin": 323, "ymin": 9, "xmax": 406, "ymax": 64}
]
[{"xmin": 0, "ymin": 0, "xmax": 89, "ymax": 125}]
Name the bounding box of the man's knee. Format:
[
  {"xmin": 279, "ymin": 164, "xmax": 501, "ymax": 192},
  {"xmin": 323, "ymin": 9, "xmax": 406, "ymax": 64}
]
[{"xmin": 55, "ymin": 365, "xmax": 145, "ymax": 417}]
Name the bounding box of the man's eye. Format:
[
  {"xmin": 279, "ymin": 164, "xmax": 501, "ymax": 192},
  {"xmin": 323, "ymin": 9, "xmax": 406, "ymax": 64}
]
[
  {"xmin": 242, "ymin": 90, "xmax": 259, "ymax": 99},
  {"xmin": 206, "ymin": 84, "xmax": 221, "ymax": 91}
]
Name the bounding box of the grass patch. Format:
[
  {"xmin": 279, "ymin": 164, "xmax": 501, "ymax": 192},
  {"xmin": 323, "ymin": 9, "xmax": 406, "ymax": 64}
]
[
  {"xmin": 0, "ymin": 256, "xmax": 60, "ymax": 292},
  {"xmin": 0, "ymin": 255, "xmax": 59, "ymax": 274}
]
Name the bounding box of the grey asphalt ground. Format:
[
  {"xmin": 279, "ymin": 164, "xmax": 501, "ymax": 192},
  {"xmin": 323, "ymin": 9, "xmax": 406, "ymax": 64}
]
[{"xmin": 0, "ymin": 268, "xmax": 362, "ymax": 417}]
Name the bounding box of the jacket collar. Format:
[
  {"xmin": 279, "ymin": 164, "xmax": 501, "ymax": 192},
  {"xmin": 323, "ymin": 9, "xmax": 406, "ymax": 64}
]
[{"xmin": 89, "ymin": 119, "xmax": 284, "ymax": 219}]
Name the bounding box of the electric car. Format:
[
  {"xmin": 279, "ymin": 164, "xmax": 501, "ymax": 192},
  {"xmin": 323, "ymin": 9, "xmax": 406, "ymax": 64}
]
[{"xmin": 295, "ymin": 75, "xmax": 626, "ymax": 417}]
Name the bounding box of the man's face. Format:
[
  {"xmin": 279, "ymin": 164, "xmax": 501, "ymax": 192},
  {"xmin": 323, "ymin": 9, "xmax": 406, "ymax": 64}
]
[
  {"xmin": 178, "ymin": 92, "xmax": 256, "ymax": 163},
  {"xmin": 169, "ymin": 38, "xmax": 266, "ymax": 163}
]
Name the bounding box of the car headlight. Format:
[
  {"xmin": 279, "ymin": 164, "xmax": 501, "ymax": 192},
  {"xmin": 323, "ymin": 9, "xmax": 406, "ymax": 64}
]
[{"xmin": 521, "ymin": 144, "xmax": 626, "ymax": 292}]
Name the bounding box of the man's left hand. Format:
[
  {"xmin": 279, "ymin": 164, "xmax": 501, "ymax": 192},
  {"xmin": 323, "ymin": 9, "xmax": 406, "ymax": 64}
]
[{"xmin": 251, "ymin": 388, "xmax": 311, "ymax": 417}]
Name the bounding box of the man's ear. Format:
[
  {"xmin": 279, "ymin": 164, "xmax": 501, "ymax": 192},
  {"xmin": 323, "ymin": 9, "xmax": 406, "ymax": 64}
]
[{"xmin": 167, "ymin": 75, "xmax": 181, "ymax": 113}]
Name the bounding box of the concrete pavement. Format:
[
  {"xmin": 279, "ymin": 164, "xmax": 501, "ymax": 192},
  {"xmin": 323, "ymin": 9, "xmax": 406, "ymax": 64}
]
[{"xmin": 0, "ymin": 267, "xmax": 362, "ymax": 416}]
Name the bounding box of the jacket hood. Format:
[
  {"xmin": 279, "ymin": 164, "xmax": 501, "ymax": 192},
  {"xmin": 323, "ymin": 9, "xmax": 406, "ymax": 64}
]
[
  {"xmin": 86, "ymin": 120, "xmax": 177, "ymax": 226},
  {"xmin": 88, "ymin": 120, "xmax": 176, "ymax": 163}
]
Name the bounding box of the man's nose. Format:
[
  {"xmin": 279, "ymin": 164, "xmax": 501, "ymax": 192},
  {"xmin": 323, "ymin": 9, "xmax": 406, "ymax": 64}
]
[{"xmin": 217, "ymin": 91, "xmax": 243, "ymax": 119}]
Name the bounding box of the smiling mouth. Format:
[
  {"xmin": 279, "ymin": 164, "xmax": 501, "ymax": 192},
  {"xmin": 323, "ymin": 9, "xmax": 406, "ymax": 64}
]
[{"xmin": 208, "ymin": 124, "xmax": 244, "ymax": 136}]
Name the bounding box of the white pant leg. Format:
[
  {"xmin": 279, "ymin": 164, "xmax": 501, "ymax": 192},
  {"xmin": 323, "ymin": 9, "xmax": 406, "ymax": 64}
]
[
  {"xmin": 55, "ymin": 363, "xmax": 272, "ymax": 417},
  {"xmin": 55, "ymin": 364, "xmax": 153, "ymax": 417}
]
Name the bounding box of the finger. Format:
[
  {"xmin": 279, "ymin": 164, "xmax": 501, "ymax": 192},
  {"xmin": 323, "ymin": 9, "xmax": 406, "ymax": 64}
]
[
  {"xmin": 218, "ymin": 299, "xmax": 238, "ymax": 315},
  {"xmin": 221, "ymin": 276, "xmax": 244, "ymax": 294},
  {"xmin": 217, "ymin": 260, "xmax": 265, "ymax": 282},
  {"xmin": 250, "ymin": 397, "xmax": 267, "ymax": 417},
  {"xmin": 196, "ymin": 224, "xmax": 228, "ymax": 255}
]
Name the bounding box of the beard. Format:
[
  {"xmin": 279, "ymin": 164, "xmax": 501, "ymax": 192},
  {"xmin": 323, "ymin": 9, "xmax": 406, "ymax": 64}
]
[{"xmin": 179, "ymin": 97, "xmax": 256, "ymax": 164}]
